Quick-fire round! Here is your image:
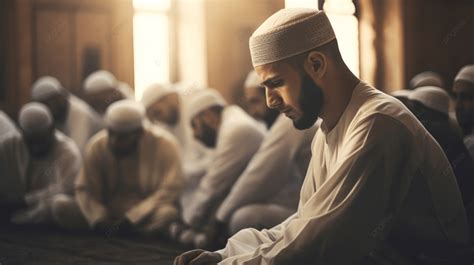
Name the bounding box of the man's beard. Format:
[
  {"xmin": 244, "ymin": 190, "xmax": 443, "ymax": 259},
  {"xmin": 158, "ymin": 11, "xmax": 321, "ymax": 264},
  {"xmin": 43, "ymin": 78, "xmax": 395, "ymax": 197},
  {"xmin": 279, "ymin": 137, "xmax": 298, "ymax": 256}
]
[
  {"xmin": 200, "ymin": 122, "xmax": 217, "ymax": 148},
  {"xmin": 293, "ymin": 73, "xmax": 324, "ymax": 130}
]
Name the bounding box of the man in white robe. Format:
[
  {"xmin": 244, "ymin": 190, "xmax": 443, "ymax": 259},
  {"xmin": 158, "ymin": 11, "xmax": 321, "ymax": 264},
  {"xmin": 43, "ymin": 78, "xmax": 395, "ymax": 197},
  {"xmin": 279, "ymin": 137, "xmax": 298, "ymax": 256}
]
[
  {"xmin": 83, "ymin": 70, "xmax": 133, "ymax": 116},
  {"xmin": 175, "ymin": 8, "xmax": 469, "ymax": 265},
  {"xmin": 453, "ymin": 65, "xmax": 474, "ymax": 159},
  {"xmin": 141, "ymin": 83, "xmax": 211, "ymax": 180},
  {"xmin": 176, "ymin": 89, "xmax": 265, "ymax": 248},
  {"xmin": 31, "ymin": 76, "xmax": 103, "ymax": 154},
  {"xmin": 70, "ymin": 100, "xmax": 183, "ymax": 235},
  {"xmin": 215, "ymin": 71, "xmax": 318, "ymax": 235},
  {"xmin": 0, "ymin": 103, "xmax": 81, "ymax": 225}
]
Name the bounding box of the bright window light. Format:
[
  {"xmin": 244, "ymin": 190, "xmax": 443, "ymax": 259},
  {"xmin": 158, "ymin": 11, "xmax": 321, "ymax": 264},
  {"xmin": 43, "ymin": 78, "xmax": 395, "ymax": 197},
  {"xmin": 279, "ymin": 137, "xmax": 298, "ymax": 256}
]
[
  {"xmin": 133, "ymin": 0, "xmax": 170, "ymax": 11},
  {"xmin": 133, "ymin": 0, "xmax": 170, "ymax": 99},
  {"xmin": 324, "ymin": 0, "xmax": 359, "ymax": 77},
  {"xmin": 285, "ymin": 0, "xmax": 360, "ymax": 77},
  {"xmin": 284, "ymin": 0, "xmax": 318, "ymax": 8}
]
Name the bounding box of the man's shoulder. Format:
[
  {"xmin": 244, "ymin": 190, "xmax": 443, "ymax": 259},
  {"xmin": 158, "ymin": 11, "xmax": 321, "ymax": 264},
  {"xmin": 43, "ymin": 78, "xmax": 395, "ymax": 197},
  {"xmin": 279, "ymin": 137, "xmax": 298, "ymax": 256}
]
[{"xmin": 353, "ymin": 83, "xmax": 422, "ymax": 135}]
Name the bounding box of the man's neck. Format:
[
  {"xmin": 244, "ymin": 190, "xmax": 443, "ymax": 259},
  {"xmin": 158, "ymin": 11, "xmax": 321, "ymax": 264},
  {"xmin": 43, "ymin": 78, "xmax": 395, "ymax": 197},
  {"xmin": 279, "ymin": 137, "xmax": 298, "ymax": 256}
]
[{"xmin": 320, "ymin": 71, "xmax": 360, "ymax": 132}]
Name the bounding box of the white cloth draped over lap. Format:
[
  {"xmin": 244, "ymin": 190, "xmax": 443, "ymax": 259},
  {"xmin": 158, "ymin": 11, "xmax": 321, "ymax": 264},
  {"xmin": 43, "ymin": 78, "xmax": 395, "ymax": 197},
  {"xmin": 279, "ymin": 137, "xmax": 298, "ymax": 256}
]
[
  {"xmin": 216, "ymin": 114, "xmax": 318, "ymax": 223},
  {"xmin": 181, "ymin": 106, "xmax": 265, "ymax": 228},
  {"xmin": 216, "ymin": 82, "xmax": 469, "ymax": 265}
]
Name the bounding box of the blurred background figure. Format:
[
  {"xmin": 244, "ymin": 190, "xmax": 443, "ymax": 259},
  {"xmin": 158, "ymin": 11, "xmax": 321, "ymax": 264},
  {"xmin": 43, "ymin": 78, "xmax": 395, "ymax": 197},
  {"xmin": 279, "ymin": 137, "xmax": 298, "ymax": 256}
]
[
  {"xmin": 83, "ymin": 70, "xmax": 134, "ymax": 116},
  {"xmin": 453, "ymin": 65, "xmax": 474, "ymax": 159},
  {"xmin": 408, "ymin": 86, "xmax": 474, "ymax": 207},
  {"xmin": 175, "ymin": 89, "xmax": 265, "ymax": 249},
  {"xmin": 141, "ymin": 83, "xmax": 211, "ymax": 180},
  {"xmin": 69, "ymin": 100, "xmax": 183, "ymax": 236},
  {"xmin": 0, "ymin": 103, "xmax": 81, "ymax": 226},
  {"xmin": 31, "ymin": 76, "xmax": 103, "ymax": 154}
]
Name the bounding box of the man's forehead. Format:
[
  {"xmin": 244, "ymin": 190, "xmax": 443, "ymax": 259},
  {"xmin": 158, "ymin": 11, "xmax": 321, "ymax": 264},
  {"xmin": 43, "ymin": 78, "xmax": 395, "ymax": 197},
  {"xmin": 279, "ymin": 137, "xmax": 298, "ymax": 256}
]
[{"xmin": 256, "ymin": 61, "xmax": 294, "ymax": 83}]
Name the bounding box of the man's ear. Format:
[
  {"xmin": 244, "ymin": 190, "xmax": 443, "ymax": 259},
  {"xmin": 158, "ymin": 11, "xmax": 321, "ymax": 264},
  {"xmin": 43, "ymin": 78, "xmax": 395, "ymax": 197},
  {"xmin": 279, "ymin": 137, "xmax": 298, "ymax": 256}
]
[{"xmin": 305, "ymin": 51, "xmax": 326, "ymax": 78}]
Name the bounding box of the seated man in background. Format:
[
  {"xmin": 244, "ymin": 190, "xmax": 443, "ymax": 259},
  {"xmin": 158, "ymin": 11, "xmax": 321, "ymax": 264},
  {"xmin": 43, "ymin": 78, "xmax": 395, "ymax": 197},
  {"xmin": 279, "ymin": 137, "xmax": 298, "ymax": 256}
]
[
  {"xmin": 214, "ymin": 71, "xmax": 318, "ymax": 235},
  {"xmin": 454, "ymin": 65, "xmax": 474, "ymax": 159},
  {"xmin": 174, "ymin": 89, "xmax": 265, "ymax": 248},
  {"xmin": 408, "ymin": 86, "xmax": 474, "ymax": 206},
  {"xmin": 0, "ymin": 103, "xmax": 81, "ymax": 225},
  {"xmin": 62, "ymin": 100, "xmax": 183, "ymax": 236},
  {"xmin": 83, "ymin": 70, "xmax": 134, "ymax": 116},
  {"xmin": 31, "ymin": 76, "xmax": 103, "ymax": 154},
  {"xmin": 141, "ymin": 83, "xmax": 211, "ymax": 180}
]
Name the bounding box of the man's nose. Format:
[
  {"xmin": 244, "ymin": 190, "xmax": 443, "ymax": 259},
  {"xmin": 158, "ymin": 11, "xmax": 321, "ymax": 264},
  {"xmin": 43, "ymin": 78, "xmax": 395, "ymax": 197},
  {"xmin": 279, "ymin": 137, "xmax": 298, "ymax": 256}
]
[{"xmin": 266, "ymin": 88, "xmax": 282, "ymax": 109}]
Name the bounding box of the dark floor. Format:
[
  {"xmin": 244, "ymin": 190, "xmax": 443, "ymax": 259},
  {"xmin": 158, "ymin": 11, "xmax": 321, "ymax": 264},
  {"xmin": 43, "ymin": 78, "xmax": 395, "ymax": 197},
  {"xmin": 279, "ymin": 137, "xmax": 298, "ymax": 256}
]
[{"xmin": 0, "ymin": 223, "xmax": 187, "ymax": 265}]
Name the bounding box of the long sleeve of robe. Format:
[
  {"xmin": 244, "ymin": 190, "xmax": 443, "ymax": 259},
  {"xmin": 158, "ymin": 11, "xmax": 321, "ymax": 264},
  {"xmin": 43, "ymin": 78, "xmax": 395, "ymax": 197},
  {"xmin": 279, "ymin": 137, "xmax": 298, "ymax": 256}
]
[
  {"xmin": 75, "ymin": 125, "xmax": 183, "ymax": 227},
  {"xmin": 216, "ymin": 82, "xmax": 469, "ymax": 265},
  {"xmin": 182, "ymin": 106, "xmax": 265, "ymax": 228},
  {"xmin": 215, "ymin": 115, "xmax": 317, "ymax": 223}
]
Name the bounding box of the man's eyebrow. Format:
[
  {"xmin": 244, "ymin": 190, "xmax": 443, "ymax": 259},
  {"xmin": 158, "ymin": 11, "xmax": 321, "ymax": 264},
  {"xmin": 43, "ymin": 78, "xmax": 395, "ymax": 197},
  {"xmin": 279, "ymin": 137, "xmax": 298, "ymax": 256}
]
[{"xmin": 261, "ymin": 76, "xmax": 280, "ymax": 87}]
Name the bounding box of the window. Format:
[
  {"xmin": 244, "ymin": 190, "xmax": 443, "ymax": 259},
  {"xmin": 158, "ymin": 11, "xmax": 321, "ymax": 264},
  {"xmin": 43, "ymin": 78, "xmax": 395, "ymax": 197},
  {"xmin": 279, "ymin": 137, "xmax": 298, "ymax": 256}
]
[
  {"xmin": 133, "ymin": 0, "xmax": 171, "ymax": 99},
  {"xmin": 284, "ymin": 0, "xmax": 360, "ymax": 77}
]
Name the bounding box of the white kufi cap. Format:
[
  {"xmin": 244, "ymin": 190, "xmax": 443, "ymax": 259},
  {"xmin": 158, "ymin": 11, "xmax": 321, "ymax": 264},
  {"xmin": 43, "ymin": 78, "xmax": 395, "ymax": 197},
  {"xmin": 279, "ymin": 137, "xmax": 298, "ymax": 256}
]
[
  {"xmin": 141, "ymin": 83, "xmax": 176, "ymax": 108},
  {"xmin": 409, "ymin": 71, "xmax": 444, "ymax": 89},
  {"xmin": 455, "ymin": 65, "xmax": 474, "ymax": 86},
  {"xmin": 249, "ymin": 8, "xmax": 336, "ymax": 67},
  {"xmin": 104, "ymin": 100, "xmax": 145, "ymax": 132},
  {"xmin": 18, "ymin": 102, "xmax": 53, "ymax": 134},
  {"xmin": 188, "ymin": 89, "xmax": 226, "ymax": 119},
  {"xmin": 409, "ymin": 86, "xmax": 450, "ymax": 115},
  {"xmin": 31, "ymin": 76, "xmax": 64, "ymax": 101},
  {"xmin": 83, "ymin": 70, "xmax": 118, "ymax": 94}
]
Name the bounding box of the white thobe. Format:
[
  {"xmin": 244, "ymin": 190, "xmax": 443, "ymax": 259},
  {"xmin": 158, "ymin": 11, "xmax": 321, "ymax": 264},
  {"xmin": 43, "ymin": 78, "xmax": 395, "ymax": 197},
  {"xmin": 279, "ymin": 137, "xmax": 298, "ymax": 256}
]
[
  {"xmin": 216, "ymin": 114, "xmax": 318, "ymax": 223},
  {"xmin": 182, "ymin": 106, "xmax": 265, "ymax": 228},
  {"xmin": 216, "ymin": 82, "xmax": 469, "ymax": 265},
  {"xmin": 0, "ymin": 131, "xmax": 81, "ymax": 219},
  {"xmin": 57, "ymin": 95, "xmax": 103, "ymax": 154},
  {"xmin": 75, "ymin": 124, "xmax": 183, "ymax": 228}
]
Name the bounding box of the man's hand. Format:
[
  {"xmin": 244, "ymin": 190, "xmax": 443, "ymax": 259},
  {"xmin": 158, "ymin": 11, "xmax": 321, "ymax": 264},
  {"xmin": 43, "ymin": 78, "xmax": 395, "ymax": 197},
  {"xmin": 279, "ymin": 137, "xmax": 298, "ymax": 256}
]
[{"xmin": 174, "ymin": 249, "xmax": 222, "ymax": 265}]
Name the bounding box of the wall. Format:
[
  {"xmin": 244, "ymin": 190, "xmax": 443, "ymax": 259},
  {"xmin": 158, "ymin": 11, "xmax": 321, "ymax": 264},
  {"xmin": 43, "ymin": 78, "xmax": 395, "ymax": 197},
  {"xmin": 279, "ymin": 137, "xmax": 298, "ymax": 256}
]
[
  {"xmin": 403, "ymin": 0, "xmax": 474, "ymax": 90},
  {"xmin": 1, "ymin": 0, "xmax": 134, "ymax": 117}
]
